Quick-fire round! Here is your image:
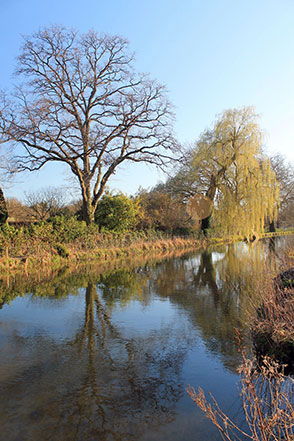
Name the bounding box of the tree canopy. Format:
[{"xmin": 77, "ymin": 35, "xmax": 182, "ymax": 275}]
[
  {"xmin": 138, "ymin": 189, "xmax": 190, "ymax": 233},
  {"xmin": 0, "ymin": 188, "xmax": 8, "ymax": 224},
  {"xmin": 0, "ymin": 26, "xmax": 177, "ymax": 224},
  {"xmin": 162, "ymin": 107, "xmax": 279, "ymax": 236}
]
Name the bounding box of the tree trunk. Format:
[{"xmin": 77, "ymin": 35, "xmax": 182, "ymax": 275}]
[
  {"xmin": 82, "ymin": 198, "xmax": 95, "ymax": 225},
  {"xmin": 269, "ymin": 220, "xmax": 276, "ymax": 233},
  {"xmin": 201, "ymin": 182, "xmax": 216, "ymax": 235},
  {"xmin": 201, "ymin": 215, "xmax": 211, "ymax": 235}
]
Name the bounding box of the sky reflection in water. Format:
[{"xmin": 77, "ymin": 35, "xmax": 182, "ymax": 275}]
[{"xmin": 0, "ymin": 240, "xmax": 283, "ymax": 441}]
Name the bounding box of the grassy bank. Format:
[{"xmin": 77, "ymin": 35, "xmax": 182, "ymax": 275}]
[{"xmin": 0, "ymin": 218, "xmax": 203, "ymax": 275}]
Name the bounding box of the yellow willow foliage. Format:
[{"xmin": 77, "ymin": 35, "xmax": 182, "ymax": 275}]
[
  {"xmin": 191, "ymin": 107, "xmax": 263, "ymax": 191},
  {"xmin": 214, "ymin": 156, "xmax": 279, "ymax": 236},
  {"xmin": 190, "ymin": 107, "xmax": 279, "ymax": 236}
]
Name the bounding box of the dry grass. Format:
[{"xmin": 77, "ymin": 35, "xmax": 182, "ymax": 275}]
[
  {"xmin": 0, "ymin": 235, "xmax": 201, "ymax": 275},
  {"xmin": 187, "ymin": 333, "xmax": 294, "ymax": 441},
  {"xmin": 252, "ymin": 284, "xmax": 294, "ymax": 367},
  {"xmin": 251, "ymin": 243, "xmax": 294, "ymax": 369}
]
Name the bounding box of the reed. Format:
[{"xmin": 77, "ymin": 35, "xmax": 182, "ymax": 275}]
[{"xmin": 187, "ymin": 335, "xmax": 294, "ymax": 441}]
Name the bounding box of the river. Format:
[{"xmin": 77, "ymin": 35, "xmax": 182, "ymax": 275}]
[{"xmin": 0, "ymin": 239, "xmax": 286, "ymax": 441}]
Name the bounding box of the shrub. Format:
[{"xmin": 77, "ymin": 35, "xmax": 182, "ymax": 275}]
[
  {"xmin": 95, "ymin": 193, "xmax": 141, "ymax": 232},
  {"xmin": 54, "ymin": 243, "xmax": 70, "ymax": 258},
  {"xmin": 48, "ymin": 215, "xmax": 90, "ymax": 242}
]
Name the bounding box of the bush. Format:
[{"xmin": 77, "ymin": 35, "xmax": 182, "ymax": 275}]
[
  {"xmin": 48, "ymin": 215, "xmax": 91, "ymax": 242},
  {"xmin": 54, "ymin": 243, "xmax": 70, "ymax": 258},
  {"xmin": 95, "ymin": 193, "xmax": 141, "ymax": 232},
  {"xmin": 138, "ymin": 190, "xmax": 191, "ymax": 234}
]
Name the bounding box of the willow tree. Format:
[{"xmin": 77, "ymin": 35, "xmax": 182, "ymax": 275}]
[
  {"xmin": 215, "ymin": 157, "xmax": 279, "ymax": 237},
  {"xmin": 0, "ymin": 26, "xmax": 177, "ymax": 224},
  {"xmin": 165, "ymin": 107, "xmax": 279, "ymax": 236}
]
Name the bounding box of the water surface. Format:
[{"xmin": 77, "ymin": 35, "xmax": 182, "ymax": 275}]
[{"xmin": 0, "ymin": 240, "xmax": 283, "ymax": 440}]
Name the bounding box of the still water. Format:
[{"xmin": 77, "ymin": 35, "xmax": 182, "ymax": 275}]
[{"xmin": 0, "ymin": 240, "xmax": 284, "ymax": 441}]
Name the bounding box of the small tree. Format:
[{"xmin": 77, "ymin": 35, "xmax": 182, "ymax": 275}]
[
  {"xmin": 0, "ymin": 26, "xmax": 177, "ymax": 224},
  {"xmin": 138, "ymin": 190, "xmax": 190, "ymax": 233},
  {"xmin": 95, "ymin": 193, "xmax": 141, "ymax": 232},
  {"xmin": 24, "ymin": 187, "xmax": 66, "ymax": 221}
]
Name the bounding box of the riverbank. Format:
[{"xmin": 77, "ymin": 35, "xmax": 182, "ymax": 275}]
[
  {"xmin": 0, "ymin": 231, "xmax": 203, "ymax": 276},
  {"xmin": 251, "ymin": 244, "xmax": 294, "ymax": 369},
  {"xmin": 188, "ymin": 241, "xmax": 294, "ymax": 441},
  {"xmin": 2, "ymin": 216, "xmax": 289, "ymax": 277}
]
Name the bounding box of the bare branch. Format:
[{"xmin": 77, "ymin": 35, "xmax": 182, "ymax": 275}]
[{"xmin": 0, "ymin": 26, "xmax": 178, "ymax": 223}]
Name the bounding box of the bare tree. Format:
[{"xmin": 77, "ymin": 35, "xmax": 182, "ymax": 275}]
[
  {"xmin": 6, "ymin": 197, "xmax": 33, "ymax": 223},
  {"xmin": 24, "ymin": 187, "xmax": 66, "ymax": 221},
  {"xmin": 0, "ymin": 26, "xmax": 177, "ymax": 224},
  {"xmin": 270, "ymin": 153, "xmax": 294, "ymax": 229}
]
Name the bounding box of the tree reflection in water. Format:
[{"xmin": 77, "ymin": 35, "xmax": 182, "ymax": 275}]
[
  {"xmin": 0, "ymin": 241, "xmax": 282, "ymax": 440},
  {"xmin": 1, "ymin": 276, "xmax": 189, "ymax": 441},
  {"xmin": 142, "ymin": 242, "xmax": 278, "ymax": 371}
]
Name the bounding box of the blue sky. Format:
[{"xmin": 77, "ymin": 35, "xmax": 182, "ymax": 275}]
[{"xmin": 1, "ymin": 0, "xmax": 293, "ymax": 201}]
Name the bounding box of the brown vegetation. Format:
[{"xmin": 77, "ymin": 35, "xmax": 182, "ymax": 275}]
[
  {"xmin": 252, "ymin": 245, "xmax": 294, "ymax": 369},
  {"xmin": 187, "ymin": 338, "xmax": 294, "ymax": 441},
  {"xmin": 0, "ymin": 232, "xmax": 201, "ymax": 275}
]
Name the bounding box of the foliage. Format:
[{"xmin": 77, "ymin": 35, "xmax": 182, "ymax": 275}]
[
  {"xmin": 47, "ymin": 215, "xmax": 93, "ymax": 242},
  {"xmin": 213, "ymin": 156, "xmax": 279, "ymax": 237},
  {"xmin": 54, "ymin": 243, "xmax": 70, "ymax": 258},
  {"xmin": 95, "ymin": 193, "xmax": 141, "ymax": 232},
  {"xmin": 138, "ymin": 190, "xmax": 191, "ymax": 234},
  {"xmin": 163, "ymin": 107, "xmax": 279, "ymax": 236},
  {"xmin": 0, "ymin": 223, "xmax": 26, "ymax": 251}
]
